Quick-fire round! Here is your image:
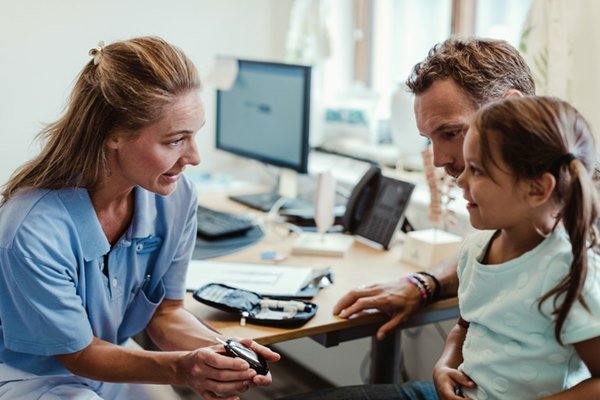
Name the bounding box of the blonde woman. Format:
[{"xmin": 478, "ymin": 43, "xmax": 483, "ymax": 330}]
[{"xmin": 0, "ymin": 36, "xmax": 279, "ymax": 400}]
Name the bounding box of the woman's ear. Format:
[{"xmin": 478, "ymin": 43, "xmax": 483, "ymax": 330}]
[
  {"xmin": 105, "ymin": 133, "xmax": 122, "ymax": 150},
  {"xmin": 526, "ymin": 172, "xmax": 556, "ymax": 207}
]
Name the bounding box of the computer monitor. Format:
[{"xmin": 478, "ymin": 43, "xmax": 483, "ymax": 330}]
[
  {"xmin": 216, "ymin": 59, "xmax": 312, "ymax": 211},
  {"xmin": 216, "ymin": 59, "xmax": 311, "ymax": 173}
]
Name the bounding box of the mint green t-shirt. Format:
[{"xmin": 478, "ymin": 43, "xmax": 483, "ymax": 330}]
[{"xmin": 458, "ymin": 228, "xmax": 600, "ymax": 399}]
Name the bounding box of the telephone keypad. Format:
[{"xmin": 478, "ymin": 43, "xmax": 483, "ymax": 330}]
[{"xmin": 357, "ymin": 213, "xmax": 399, "ymax": 245}]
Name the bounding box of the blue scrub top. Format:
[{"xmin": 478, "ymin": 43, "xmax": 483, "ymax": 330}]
[{"xmin": 0, "ymin": 175, "xmax": 198, "ymax": 378}]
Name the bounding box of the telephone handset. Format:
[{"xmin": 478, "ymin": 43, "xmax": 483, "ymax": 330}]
[{"xmin": 342, "ymin": 165, "xmax": 415, "ymax": 249}]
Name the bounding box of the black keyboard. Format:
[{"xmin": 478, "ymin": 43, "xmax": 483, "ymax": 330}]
[{"xmin": 197, "ymin": 205, "xmax": 254, "ymax": 239}]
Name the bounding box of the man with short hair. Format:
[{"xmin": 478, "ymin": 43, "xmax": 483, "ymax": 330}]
[{"xmin": 281, "ymin": 37, "xmax": 535, "ymax": 400}]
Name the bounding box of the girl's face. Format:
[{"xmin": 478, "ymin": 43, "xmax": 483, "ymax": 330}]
[
  {"xmin": 456, "ymin": 128, "xmax": 532, "ymax": 230},
  {"xmin": 106, "ymin": 90, "xmax": 203, "ymax": 196}
]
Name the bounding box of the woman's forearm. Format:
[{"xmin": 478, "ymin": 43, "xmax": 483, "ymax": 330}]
[
  {"xmin": 145, "ymin": 299, "xmax": 221, "ymax": 351},
  {"xmin": 56, "ymin": 336, "xmax": 183, "ymax": 384}
]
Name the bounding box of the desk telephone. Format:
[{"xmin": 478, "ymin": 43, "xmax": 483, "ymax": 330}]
[{"xmin": 342, "ymin": 166, "xmax": 415, "ymax": 249}]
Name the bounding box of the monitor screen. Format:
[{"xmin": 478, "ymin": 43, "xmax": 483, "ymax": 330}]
[{"xmin": 216, "ymin": 59, "xmax": 311, "ymax": 173}]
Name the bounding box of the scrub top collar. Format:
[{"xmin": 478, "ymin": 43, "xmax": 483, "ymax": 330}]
[
  {"xmin": 58, "ymin": 188, "xmax": 109, "ymax": 262},
  {"xmin": 57, "ymin": 186, "xmax": 157, "ymax": 262},
  {"xmin": 130, "ymin": 186, "xmax": 157, "ymax": 240}
]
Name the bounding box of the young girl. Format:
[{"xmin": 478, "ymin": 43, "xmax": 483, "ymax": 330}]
[{"xmin": 434, "ymin": 96, "xmax": 600, "ymax": 399}]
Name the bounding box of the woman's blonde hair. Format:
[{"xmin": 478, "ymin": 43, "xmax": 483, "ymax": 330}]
[{"xmin": 1, "ymin": 36, "xmax": 200, "ymax": 204}]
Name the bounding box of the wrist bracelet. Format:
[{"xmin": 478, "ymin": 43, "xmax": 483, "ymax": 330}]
[
  {"xmin": 405, "ymin": 276, "xmax": 428, "ymax": 306},
  {"xmin": 411, "ymin": 273, "xmax": 432, "ymax": 306},
  {"xmin": 416, "ymin": 271, "xmax": 441, "ymax": 301}
]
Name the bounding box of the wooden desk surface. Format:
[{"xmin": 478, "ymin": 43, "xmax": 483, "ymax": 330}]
[{"xmin": 185, "ymin": 192, "xmax": 458, "ymax": 345}]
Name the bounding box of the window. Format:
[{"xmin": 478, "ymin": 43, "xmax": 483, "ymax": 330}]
[
  {"xmin": 314, "ymin": 0, "xmax": 533, "ymax": 167},
  {"xmin": 474, "ymin": 0, "xmax": 532, "ymax": 47}
]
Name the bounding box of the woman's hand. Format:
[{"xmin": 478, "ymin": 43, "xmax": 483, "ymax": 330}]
[
  {"xmin": 433, "ymin": 365, "xmax": 475, "ymax": 400},
  {"xmin": 176, "ymin": 345, "xmax": 256, "ymax": 400},
  {"xmin": 237, "ymin": 338, "xmax": 281, "ymax": 387},
  {"xmin": 176, "ymin": 339, "xmax": 281, "ymax": 400},
  {"xmin": 333, "ymin": 279, "xmax": 422, "ymax": 340}
]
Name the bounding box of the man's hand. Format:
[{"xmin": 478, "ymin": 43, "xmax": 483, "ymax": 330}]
[{"xmin": 333, "ymin": 278, "xmax": 422, "ymax": 340}]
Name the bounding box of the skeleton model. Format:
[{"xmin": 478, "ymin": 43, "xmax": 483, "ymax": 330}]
[{"xmin": 421, "ymin": 145, "xmax": 457, "ymax": 230}]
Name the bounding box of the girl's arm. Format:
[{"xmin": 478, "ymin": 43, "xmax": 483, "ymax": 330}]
[
  {"xmin": 433, "ymin": 319, "xmax": 475, "ymax": 399},
  {"xmin": 539, "ymin": 336, "xmax": 600, "ymax": 399},
  {"xmin": 334, "ymin": 255, "xmax": 459, "ymax": 340}
]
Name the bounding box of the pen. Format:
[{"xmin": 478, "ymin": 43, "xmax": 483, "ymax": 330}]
[{"xmin": 139, "ymin": 273, "xmax": 151, "ymax": 294}]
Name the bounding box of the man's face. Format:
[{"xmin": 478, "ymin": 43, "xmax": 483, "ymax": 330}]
[{"xmin": 414, "ymin": 79, "xmax": 478, "ymax": 178}]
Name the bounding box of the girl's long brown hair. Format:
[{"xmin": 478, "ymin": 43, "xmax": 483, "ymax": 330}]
[
  {"xmin": 1, "ymin": 36, "xmax": 200, "ymax": 205},
  {"xmin": 474, "ymin": 96, "xmax": 599, "ymax": 345}
]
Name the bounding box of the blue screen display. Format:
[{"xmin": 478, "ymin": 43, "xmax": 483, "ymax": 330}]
[{"xmin": 216, "ymin": 60, "xmax": 311, "ymax": 173}]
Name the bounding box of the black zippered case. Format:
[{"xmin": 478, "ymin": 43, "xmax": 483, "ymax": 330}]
[{"xmin": 193, "ymin": 283, "xmax": 318, "ymax": 327}]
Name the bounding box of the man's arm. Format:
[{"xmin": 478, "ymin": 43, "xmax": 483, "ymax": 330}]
[
  {"xmin": 333, "ymin": 255, "xmax": 458, "ymax": 340},
  {"xmin": 425, "ymin": 254, "xmax": 460, "ymax": 298}
]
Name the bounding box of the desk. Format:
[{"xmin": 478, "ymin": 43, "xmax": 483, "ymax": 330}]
[{"xmin": 185, "ymin": 192, "xmax": 459, "ymax": 383}]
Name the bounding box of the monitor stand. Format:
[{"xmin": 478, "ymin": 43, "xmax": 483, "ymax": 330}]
[
  {"xmin": 228, "ymin": 191, "xmax": 295, "ymax": 212},
  {"xmin": 229, "ymin": 169, "xmax": 347, "ymax": 225},
  {"xmin": 229, "ymin": 169, "xmax": 305, "ymax": 212}
]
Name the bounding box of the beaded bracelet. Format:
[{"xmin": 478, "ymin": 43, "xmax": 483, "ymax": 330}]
[
  {"xmin": 411, "ymin": 273, "xmax": 432, "ymax": 305},
  {"xmin": 415, "ymin": 271, "xmax": 441, "ymax": 302},
  {"xmin": 405, "ymin": 276, "xmax": 428, "ymax": 306}
]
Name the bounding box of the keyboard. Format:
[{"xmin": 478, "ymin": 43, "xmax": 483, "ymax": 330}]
[{"xmin": 197, "ymin": 205, "xmax": 254, "ymax": 239}]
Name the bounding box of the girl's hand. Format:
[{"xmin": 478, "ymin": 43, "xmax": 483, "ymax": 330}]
[
  {"xmin": 433, "ymin": 365, "xmax": 476, "ymax": 400},
  {"xmin": 176, "ymin": 345, "xmax": 258, "ymax": 400}
]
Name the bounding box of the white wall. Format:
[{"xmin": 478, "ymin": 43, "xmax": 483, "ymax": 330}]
[{"xmin": 0, "ymin": 0, "xmax": 293, "ymax": 188}]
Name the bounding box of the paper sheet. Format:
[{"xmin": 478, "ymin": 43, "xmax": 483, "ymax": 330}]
[{"xmin": 186, "ymin": 260, "xmax": 313, "ymax": 297}]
